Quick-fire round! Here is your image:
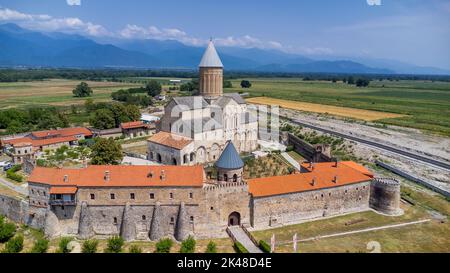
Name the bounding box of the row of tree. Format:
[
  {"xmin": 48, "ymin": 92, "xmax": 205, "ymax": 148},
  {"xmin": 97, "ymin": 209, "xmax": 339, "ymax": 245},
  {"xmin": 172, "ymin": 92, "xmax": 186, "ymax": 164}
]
[{"xmin": 2, "ymin": 68, "xmax": 450, "ymax": 83}]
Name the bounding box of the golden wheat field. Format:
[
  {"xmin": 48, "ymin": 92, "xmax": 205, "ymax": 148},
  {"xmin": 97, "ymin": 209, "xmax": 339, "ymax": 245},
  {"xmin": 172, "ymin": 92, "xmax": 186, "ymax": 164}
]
[{"xmin": 246, "ymin": 97, "xmax": 406, "ymax": 121}]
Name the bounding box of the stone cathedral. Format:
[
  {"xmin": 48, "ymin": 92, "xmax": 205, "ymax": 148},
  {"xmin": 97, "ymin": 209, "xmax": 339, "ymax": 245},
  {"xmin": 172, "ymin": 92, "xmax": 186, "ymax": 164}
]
[{"xmin": 147, "ymin": 40, "xmax": 258, "ymax": 166}]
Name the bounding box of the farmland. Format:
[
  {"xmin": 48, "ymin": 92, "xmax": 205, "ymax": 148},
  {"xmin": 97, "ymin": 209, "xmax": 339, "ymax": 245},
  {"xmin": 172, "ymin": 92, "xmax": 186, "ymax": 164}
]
[
  {"xmin": 0, "ymin": 79, "xmax": 141, "ymax": 109},
  {"xmin": 227, "ymin": 78, "xmax": 450, "ymax": 136}
]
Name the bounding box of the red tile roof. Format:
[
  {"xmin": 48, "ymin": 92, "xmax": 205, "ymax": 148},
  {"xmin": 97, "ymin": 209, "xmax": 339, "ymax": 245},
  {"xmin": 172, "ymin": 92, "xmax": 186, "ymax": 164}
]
[
  {"xmin": 32, "ymin": 136, "xmax": 78, "ymax": 147},
  {"xmin": 121, "ymin": 121, "xmax": 149, "ymax": 130},
  {"xmin": 2, "ymin": 136, "xmax": 77, "ymax": 148},
  {"xmin": 49, "ymin": 186, "xmax": 78, "ymax": 194},
  {"xmin": 29, "ymin": 165, "xmax": 205, "ymax": 188},
  {"xmin": 248, "ymin": 161, "xmax": 373, "ymax": 197},
  {"xmin": 2, "ymin": 137, "xmax": 33, "ymax": 146},
  {"xmin": 147, "ymin": 131, "xmax": 193, "ymax": 150},
  {"xmin": 31, "ymin": 127, "xmax": 92, "ymax": 138}
]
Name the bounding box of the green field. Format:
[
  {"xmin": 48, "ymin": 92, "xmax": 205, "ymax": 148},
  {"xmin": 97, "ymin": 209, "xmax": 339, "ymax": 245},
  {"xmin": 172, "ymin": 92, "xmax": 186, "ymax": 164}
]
[
  {"xmin": 227, "ymin": 78, "xmax": 450, "ymax": 136},
  {"xmin": 0, "ymin": 79, "xmax": 141, "ymax": 109}
]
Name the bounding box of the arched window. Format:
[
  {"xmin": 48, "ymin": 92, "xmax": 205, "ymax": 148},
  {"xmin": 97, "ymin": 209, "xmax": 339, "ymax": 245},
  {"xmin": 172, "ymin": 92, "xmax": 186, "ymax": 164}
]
[
  {"xmin": 142, "ymin": 215, "xmax": 146, "ymax": 221},
  {"xmin": 233, "ymin": 174, "xmax": 238, "ymax": 182},
  {"xmin": 223, "ymin": 174, "xmax": 228, "ymax": 181},
  {"xmin": 113, "ymin": 217, "xmax": 117, "ymax": 224},
  {"xmin": 157, "ymin": 154, "xmax": 162, "ymax": 163},
  {"xmin": 172, "ymin": 158, "xmax": 177, "ymax": 165}
]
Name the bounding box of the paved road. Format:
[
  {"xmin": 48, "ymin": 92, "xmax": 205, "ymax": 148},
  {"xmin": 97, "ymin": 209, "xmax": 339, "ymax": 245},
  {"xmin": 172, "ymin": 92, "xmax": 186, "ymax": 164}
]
[
  {"xmin": 228, "ymin": 226, "xmax": 262, "ymax": 253},
  {"xmin": 0, "ymin": 175, "xmax": 28, "ymax": 196},
  {"xmin": 288, "ymin": 118, "xmax": 450, "ymax": 171}
]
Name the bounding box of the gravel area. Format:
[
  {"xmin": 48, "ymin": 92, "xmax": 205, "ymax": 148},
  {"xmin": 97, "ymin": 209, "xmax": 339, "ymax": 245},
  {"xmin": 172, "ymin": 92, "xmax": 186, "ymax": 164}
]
[{"xmin": 274, "ymin": 108, "xmax": 450, "ymax": 191}]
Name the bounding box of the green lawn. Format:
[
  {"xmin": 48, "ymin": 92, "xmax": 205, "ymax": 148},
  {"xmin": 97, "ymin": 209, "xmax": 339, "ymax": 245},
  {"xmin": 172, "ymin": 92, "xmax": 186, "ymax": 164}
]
[{"xmin": 227, "ymin": 78, "xmax": 450, "ymax": 136}]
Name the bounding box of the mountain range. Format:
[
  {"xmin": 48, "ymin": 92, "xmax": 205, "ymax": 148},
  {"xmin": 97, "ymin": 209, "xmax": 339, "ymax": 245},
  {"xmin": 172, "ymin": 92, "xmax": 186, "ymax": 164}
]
[{"xmin": 1, "ymin": 23, "xmax": 448, "ymax": 75}]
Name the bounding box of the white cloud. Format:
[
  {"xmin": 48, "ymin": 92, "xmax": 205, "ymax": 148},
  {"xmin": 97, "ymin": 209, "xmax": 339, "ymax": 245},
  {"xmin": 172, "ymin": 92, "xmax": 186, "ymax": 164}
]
[
  {"xmin": 0, "ymin": 7, "xmax": 331, "ymax": 55},
  {"xmin": 67, "ymin": 0, "xmax": 81, "ymax": 6},
  {"xmin": 0, "ymin": 8, "xmax": 110, "ymax": 37}
]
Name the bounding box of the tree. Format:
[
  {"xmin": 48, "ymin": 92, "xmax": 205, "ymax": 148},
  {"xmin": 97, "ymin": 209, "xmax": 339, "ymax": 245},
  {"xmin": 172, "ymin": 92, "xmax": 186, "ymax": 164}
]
[
  {"xmin": 82, "ymin": 239, "xmax": 99, "ymax": 253},
  {"xmin": 347, "ymin": 76, "xmax": 355, "ymax": 85},
  {"xmin": 90, "ymin": 109, "xmax": 115, "ymax": 129},
  {"xmin": 90, "ymin": 138, "xmax": 123, "ymax": 165},
  {"xmin": 180, "ymin": 236, "xmax": 196, "ymax": 253},
  {"xmin": 58, "ymin": 237, "xmax": 72, "ymax": 253},
  {"xmin": 146, "ymin": 80, "xmax": 162, "ymax": 97},
  {"xmin": 155, "ymin": 238, "xmax": 173, "ymax": 253},
  {"xmin": 223, "ymin": 80, "xmax": 233, "ymax": 88},
  {"xmin": 180, "ymin": 79, "xmax": 199, "ymax": 92},
  {"xmin": 105, "ymin": 236, "xmax": 124, "ymax": 253},
  {"xmin": 240, "ymin": 80, "xmax": 252, "ymax": 88},
  {"xmin": 123, "ymin": 104, "xmax": 141, "ymax": 122},
  {"xmin": 356, "ymin": 78, "xmax": 370, "ymax": 87},
  {"xmin": 0, "ymin": 216, "xmax": 16, "ymax": 243},
  {"xmin": 31, "ymin": 238, "xmax": 49, "ymax": 253},
  {"xmin": 205, "ymin": 241, "xmax": 217, "ymax": 253},
  {"xmin": 72, "ymin": 82, "xmax": 93, "ymax": 97},
  {"xmin": 2, "ymin": 235, "xmax": 23, "ymax": 253}
]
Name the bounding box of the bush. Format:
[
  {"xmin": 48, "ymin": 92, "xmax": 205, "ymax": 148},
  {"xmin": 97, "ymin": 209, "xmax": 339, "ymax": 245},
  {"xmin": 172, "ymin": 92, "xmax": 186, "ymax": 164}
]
[
  {"xmin": 180, "ymin": 236, "xmax": 196, "ymax": 253},
  {"xmin": 155, "ymin": 238, "xmax": 173, "ymax": 253},
  {"xmin": 129, "ymin": 245, "xmax": 142, "ymax": 253},
  {"xmin": 31, "ymin": 238, "xmax": 49, "ymax": 253},
  {"xmin": 259, "ymin": 240, "xmax": 271, "ymax": 253},
  {"xmin": 58, "ymin": 237, "xmax": 73, "ymax": 253},
  {"xmin": 233, "ymin": 242, "xmax": 249, "ymax": 253},
  {"xmin": 3, "ymin": 235, "xmax": 24, "ymax": 253},
  {"xmin": 286, "ymin": 145, "xmax": 294, "ymax": 152},
  {"xmin": 105, "ymin": 236, "xmax": 124, "ymax": 253},
  {"xmin": 205, "ymin": 241, "xmax": 217, "ymax": 253},
  {"xmin": 0, "ymin": 216, "xmax": 16, "ymax": 243},
  {"xmin": 6, "ymin": 165, "xmax": 23, "ymax": 182},
  {"xmin": 82, "ymin": 239, "xmax": 99, "ymax": 253}
]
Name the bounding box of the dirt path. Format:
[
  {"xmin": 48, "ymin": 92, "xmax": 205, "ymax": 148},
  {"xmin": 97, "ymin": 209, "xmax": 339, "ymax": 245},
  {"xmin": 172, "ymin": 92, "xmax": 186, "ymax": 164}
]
[{"xmin": 277, "ymin": 219, "xmax": 431, "ymax": 245}]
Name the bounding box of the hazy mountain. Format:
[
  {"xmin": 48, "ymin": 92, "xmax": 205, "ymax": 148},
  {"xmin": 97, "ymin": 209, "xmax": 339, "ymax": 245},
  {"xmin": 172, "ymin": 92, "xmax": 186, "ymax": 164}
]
[
  {"xmin": 0, "ymin": 23, "xmax": 447, "ymax": 74},
  {"xmin": 0, "ymin": 23, "xmax": 161, "ymax": 68}
]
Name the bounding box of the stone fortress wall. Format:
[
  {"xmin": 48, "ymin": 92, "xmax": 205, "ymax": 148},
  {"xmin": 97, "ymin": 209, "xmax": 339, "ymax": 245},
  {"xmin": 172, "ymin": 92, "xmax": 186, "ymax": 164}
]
[{"xmin": 16, "ymin": 176, "xmax": 401, "ymax": 241}]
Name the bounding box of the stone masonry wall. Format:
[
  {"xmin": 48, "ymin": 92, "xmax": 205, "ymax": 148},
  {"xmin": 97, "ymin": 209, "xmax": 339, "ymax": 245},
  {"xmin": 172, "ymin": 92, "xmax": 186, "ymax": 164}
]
[{"xmin": 251, "ymin": 181, "xmax": 371, "ymax": 229}]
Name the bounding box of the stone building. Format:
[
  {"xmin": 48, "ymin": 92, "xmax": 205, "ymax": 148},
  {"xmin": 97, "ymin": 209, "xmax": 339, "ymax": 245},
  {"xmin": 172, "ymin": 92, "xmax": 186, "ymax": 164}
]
[
  {"xmin": 1, "ymin": 127, "xmax": 92, "ymax": 164},
  {"xmin": 147, "ymin": 40, "xmax": 258, "ymax": 166},
  {"xmin": 25, "ymin": 157, "xmax": 400, "ymax": 241}
]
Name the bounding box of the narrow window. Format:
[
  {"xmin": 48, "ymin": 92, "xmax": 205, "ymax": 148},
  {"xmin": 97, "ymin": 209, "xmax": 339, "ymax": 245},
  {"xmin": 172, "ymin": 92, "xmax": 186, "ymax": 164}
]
[
  {"xmin": 90, "ymin": 194, "xmax": 95, "ymax": 200},
  {"xmin": 190, "ymin": 216, "xmax": 194, "ymax": 222},
  {"xmin": 170, "ymin": 217, "xmax": 175, "ymax": 224},
  {"xmin": 110, "ymin": 193, "xmax": 115, "ymax": 200},
  {"xmin": 189, "ymin": 192, "xmax": 193, "ymax": 199},
  {"xmin": 210, "ymin": 207, "xmax": 214, "ymax": 210},
  {"xmin": 142, "ymin": 215, "xmax": 146, "ymax": 220},
  {"xmin": 113, "ymin": 217, "xmax": 118, "ymax": 224},
  {"xmin": 150, "ymin": 193, "xmax": 155, "ymax": 199},
  {"xmin": 169, "ymin": 193, "xmax": 173, "ymax": 199},
  {"xmin": 130, "ymin": 193, "xmax": 135, "ymax": 199}
]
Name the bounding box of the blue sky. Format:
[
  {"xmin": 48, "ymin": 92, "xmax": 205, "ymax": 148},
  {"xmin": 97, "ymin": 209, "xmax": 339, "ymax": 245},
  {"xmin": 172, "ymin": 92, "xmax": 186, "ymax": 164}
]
[{"xmin": 0, "ymin": 0, "xmax": 449, "ymax": 69}]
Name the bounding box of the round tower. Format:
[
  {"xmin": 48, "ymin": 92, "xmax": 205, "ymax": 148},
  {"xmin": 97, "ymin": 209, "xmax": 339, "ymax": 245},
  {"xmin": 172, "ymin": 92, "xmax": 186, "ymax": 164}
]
[
  {"xmin": 369, "ymin": 178, "xmax": 402, "ymax": 215},
  {"xmin": 215, "ymin": 141, "xmax": 244, "ymax": 183},
  {"xmin": 199, "ymin": 40, "xmax": 223, "ymax": 99}
]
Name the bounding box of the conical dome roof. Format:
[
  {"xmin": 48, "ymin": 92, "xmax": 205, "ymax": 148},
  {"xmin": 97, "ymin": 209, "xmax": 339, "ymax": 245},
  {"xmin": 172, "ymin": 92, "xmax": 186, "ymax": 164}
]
[
  {"xmin": 199, "ymin": 40, "xmax": 223, "ymax": 68},
  {"xmin": 215, "ymin": 141, "xmax": 244, "ymax": 169}
]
